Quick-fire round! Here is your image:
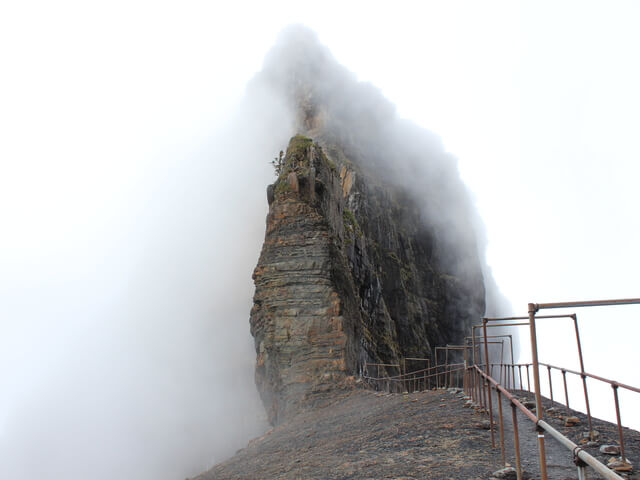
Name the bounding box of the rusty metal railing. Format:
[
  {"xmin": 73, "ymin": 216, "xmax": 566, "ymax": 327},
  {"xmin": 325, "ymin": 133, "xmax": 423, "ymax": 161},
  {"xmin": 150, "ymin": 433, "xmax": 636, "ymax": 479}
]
[
  {"xmin": 466, "ymin": 364, "xmax": 625, "ymax": 480},
  {"xmin": 362, "ymin": 362, "xmax": 466, "ymax": 393},
  {"xmin": 527, "ymin": 299, "xmax": 640, "ymax": 478},
  {"xmin": 470, "ymin": 298, "xmax": 639, "ymax": 480},
  {"xmin": 357, "ymin": 297, "xmax": 639, "ymax": 479},
  {"xmin": 509, "ymin": 360, "xmax": 640, "ymax": 464}
]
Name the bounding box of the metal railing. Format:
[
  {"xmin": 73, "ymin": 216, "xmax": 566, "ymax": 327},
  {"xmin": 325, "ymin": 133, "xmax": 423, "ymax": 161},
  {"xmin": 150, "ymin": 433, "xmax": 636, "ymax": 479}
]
[
  {"xmin": 509, "ymin": 360, "xmax": 640, "ymax": 464},
  {"xmin": 466, "ymin": 365, "xmax": 625, "ymax": 480},
  {"xmin": 362, "ymin": 361, "xmax": 466, "ymax": 392},
  {"xmin": 357, "ymin": 297, "xmax": 639, "ymax": 480}
]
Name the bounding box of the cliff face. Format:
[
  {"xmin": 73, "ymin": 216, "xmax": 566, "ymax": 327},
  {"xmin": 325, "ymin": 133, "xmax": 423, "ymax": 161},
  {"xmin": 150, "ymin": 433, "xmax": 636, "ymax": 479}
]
[
  {"xmin": 250, "ymin": 134, "xmax": 485, "ymax": 424},
  {"xmin": 247, "ymin": 26, "xmax": 488, "ymax": 425}
]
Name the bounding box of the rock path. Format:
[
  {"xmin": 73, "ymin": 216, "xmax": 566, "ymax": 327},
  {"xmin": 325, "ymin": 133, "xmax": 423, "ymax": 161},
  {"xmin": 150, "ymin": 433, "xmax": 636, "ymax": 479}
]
[{"xmin": 191, "ymin": 387, "xmax": 640, "ymax": 480}]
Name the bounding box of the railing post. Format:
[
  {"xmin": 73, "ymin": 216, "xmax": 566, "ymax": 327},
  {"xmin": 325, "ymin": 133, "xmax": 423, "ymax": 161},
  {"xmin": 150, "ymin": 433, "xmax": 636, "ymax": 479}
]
[
  {"xmin": 547, "ymin": 365, "xmax": 554, "ymax": 405},
  {"xmin": 511, "ymin": 402, "xmax": 523, "ymax": 480},
  {"xmin": 500, "ymin": 340, "xmax": 505, "ymax": 386},
  {"xmin": 581, "ymin": 374, "xmax": 594, "ymax": 439},
  {"xmin": 497, "ymin": 390, "xmax": 506, "ymax": 465},
  {"xmin": 612, "ymin": 384, "xmax": 626, "ymax": 464},
  {"xmin": 518, "ymin": 365, "xmax": 523, "ymax": 390},
  {"xmin": 482, "ymin": 370, "xmax": 488, "ymax": 411},
  {"xmin": 483, "ymin": 320, "xmax": 496, "ymax": 448},
  {"xmin": 562, "ymin": 369, "xmax": 570, "ymax": 411},
  {"xmin": 402, "ymin": 358, "xmax": 407, "ymax": 393},
  {"xmin": 528, "ymin": 303, "xmax": 548, "ymax": 480},
  {"xmin": 572, "ymin": 314, "xmax": 594, "ymax": 439},
  {"xmin": 510, "ymin": 336, "xmax": 516, "ymax": 390},
  {"xmin": 471, "ymin": 369, "xmax": 476, "ymax": 403},
  {"xmin": 526, "ymin": 365, "xmax": 531, "ymax": 392},
  {"xmin": 470, "ymin": 369, "xmax": 475, "ymax": 401},
  {"xmin": 463, "ymin": 368, "xmax": 467, "ymax": 394},
  {"xmin": 577, "ymin": 464, "xmax": 587, "ymax": 480},
  {"xmin": 445, "ymin": 348, "xmax": 449, "ymax": 389}
]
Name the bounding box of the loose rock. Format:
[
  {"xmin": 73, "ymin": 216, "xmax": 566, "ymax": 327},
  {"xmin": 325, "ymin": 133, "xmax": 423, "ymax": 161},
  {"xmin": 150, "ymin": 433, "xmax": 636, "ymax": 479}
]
[
  {"xmin": 600, "ymin": 444, "xmax": 621, "ymax": 455},
  {"xmin": 491, "ymin": 466, "xmax": 517, "ymax": 479},
  {"xmin": 580, "ymin": 430, "xmax": 600, "ymax": 442},
  {"xmin": 564, "ymin": 416, "xmax": 581, "ymax": 427},
  {"xmin": 477, "ymin": 419, "xmax": 496, "ymax": 430},
  {"xmin": 608, "ymin": 457, "xmax": 633, "ymax": 472}
]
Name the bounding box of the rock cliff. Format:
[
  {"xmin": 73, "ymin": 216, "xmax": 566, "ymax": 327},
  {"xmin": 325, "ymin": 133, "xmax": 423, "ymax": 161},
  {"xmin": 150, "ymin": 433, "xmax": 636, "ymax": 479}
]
[{"xmin": 248, "ymin": 26, "xmax": 487, "ymax": 425}]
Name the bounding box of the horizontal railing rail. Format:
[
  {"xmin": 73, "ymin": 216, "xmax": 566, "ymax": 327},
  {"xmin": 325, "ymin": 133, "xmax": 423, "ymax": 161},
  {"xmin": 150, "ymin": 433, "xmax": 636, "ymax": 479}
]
[
  {"xmin": 357, "ymin": 298, "xmax": 639, "ymax": 479},
  {"xmin": 468, "ymin": 365, "xmax": 624, "ymax": 480}
]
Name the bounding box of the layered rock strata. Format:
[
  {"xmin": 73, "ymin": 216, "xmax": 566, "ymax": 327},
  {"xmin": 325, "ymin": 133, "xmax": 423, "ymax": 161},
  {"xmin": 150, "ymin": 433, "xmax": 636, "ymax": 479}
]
[{"xmin": 250, "ymin": 134, "xmax": 485, "ymax": 424}]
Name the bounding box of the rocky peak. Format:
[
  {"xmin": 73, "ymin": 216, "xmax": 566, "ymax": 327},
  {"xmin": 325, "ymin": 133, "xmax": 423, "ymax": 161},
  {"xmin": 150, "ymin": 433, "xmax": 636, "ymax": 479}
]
[
  {"xmin": 250, "ymin": 132, "xmax": 485, "ymax": 425},
  {"xmin": 248, "ymin": 27, "xmax": 488, "ymax": 425}
]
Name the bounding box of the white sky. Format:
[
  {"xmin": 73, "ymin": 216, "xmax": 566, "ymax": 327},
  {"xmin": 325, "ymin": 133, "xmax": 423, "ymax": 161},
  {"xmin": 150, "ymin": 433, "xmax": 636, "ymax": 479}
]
[{"xmin": 1, "ymin": 1, "xmax": 639, "ymax": 478}]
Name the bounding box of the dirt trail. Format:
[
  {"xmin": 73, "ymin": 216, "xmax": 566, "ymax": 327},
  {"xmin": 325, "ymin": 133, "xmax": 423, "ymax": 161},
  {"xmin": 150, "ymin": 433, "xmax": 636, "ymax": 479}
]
[
  {"xmin": 191, "ymin": 387, "xmax": 639, "ymax": 480},
  {"xmin": 497, "ymin": 390, "xmax": 640, "ymax": 479}
]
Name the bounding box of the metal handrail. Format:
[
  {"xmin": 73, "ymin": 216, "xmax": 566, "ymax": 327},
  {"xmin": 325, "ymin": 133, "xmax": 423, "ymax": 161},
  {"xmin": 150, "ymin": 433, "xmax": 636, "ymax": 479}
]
[
  {"xmin": 358, "ymin": 298, "xmax": 638, "ymax": 480},
  {"xmin": 363, "ymin": 363, "xmax": 465, "ymax": 381},
  {"xmin": 469, "ymin": 365, "xmax": 624, "ymax": 480}
]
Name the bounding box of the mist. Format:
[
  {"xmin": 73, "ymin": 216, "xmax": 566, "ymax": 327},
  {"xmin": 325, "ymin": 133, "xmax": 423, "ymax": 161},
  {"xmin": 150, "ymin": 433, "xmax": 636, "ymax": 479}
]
[
  {"xmin": 0, "ymin": 26, "xmax": 296, "ymax": 478},
  {"xmin": 0, "ymin": 21, "xmax": 506, "ymax": 478},
  {"xmin": 257, "ymin": 26, "xmax": 510, "ymax": 322},
  {"xmin": 2, "ymin": 2, "xmax": 639, "ymax": 479}
]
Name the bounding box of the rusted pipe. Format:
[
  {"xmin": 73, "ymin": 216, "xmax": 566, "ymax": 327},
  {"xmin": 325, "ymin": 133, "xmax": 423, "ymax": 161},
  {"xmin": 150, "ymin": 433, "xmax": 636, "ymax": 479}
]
[
  {"xmin": 537, "ymin": 419, "xmax": 624, "ymax": 480},
  {"xmin": 562, "ymin": 369, "xmax": 570, "ymax": 411},
  {"xmin": 612, "ymin": 385, "xmax": 626, "ymax": 463},
  {"xmin": 477, "ymin": 364, "xmax": 625, "ymax": 480},
  {"xmin": 475, "ymin": 365, "xmax": 538, "ymax": 423},
  {"xmin": 528, "ymin": 303, "xmax": 548, "ymax": 480},
  {"xmin": 536, "ymin": 428, "xmax": 548, "ymax": 480},
  {"xmin": 518, "ymin": 365, "xmax": 523, "ymax": 391},
  {"xmin": 572, "ymin": 314, "xmax": 594, "ymax": 437},
  {"xmin": 497, "ymin": 390, "xmax": 506, "ymax": 465},
  {"xmin": 445, "ymin": 348, "xmax": 449, "ymax": 388},
  {"xmin": 478, "ymin": 322, "xmax": 530, "ymax": 327},
  {"xmin": 511, "ymin": 402, "xmax": 523, "ymax": 480},
  {"xmin": 482, "ymin": 368, "xmax": 488, "ymax": 411},
  {"xmin": 483, "ymin": 320, "xmax": 496, "ymax": 448},
  {"xmin": 500, "ymin": 341, "xmax": 504, "ymax": 387},
  {"xmin": 483, "ymin": 315, "xmax": 529, "ymax": 321},
  {"xmin": 535, "ymin": 298, "xmax": 640, "ymax": 309}
]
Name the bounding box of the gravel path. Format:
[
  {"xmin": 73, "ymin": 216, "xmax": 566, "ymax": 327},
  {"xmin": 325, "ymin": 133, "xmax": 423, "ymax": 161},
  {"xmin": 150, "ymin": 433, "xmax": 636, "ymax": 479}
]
[
  {"xmin": 193, "ymin": 388, "xmax": 503, "ymax": 480},
  {"xmin": 494, "ymin": 389, "xmax": 640, "ymax": 480},
  {"xmin": 190, "ymin": 387, "xmax": 640, "ymax": 480}
]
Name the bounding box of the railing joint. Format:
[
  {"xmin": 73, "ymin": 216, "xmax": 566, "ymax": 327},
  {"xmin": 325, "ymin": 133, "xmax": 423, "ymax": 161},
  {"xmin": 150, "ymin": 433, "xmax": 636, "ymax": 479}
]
[{"xmin": 572, "ymin": 446, "xmax": 587, "ymax": 467}]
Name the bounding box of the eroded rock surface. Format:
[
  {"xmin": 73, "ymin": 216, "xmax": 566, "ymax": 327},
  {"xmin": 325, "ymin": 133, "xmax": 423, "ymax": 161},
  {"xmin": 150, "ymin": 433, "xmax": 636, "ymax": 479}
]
[
  {"xmin": 250, "ymin": 134, "xmax": 485, "ymax": 424},
  {"xmin": 248, "ymin": 27, "xmax": 488, "ymax": 425}
]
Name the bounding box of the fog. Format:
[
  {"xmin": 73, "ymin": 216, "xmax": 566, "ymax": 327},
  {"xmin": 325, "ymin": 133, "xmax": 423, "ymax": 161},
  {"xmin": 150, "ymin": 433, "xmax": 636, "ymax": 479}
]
[
  {"xmin": 2, "ymin": 2, "xmax": 640, "ymax": 479},
  {"xmin": 255, "ymin": 25, "xmax": 509, "ymax": 327},
  {"xmin": 0, "ymin": 71, "xmax": 295, "ymax": 479},
  {"xmin": 0, "ymin": 11, "xmax": 295, "ymax": 476}
]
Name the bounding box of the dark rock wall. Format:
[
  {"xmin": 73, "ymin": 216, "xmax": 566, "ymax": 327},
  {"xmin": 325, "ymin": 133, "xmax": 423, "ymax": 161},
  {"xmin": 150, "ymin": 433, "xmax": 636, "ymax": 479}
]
[{"xmin": 250, "ymin": 135, "xmax": 485, "ymax": 424}]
